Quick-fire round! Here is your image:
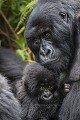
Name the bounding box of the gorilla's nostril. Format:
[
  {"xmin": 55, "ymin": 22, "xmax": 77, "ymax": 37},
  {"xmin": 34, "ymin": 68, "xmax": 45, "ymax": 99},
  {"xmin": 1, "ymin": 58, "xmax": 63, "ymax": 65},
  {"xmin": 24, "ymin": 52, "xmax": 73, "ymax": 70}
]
[
  {"xmin": 51, "ymin": 50, "xmax": 55, "ymax": 57},
  {"xmin": 46, "ymin": 49, "xmax": 51, "ymax": 56},
  {"xmin": 40, "ymin": 48, "xmax": 53, "ymax": 57},
  {"xmin": 40, "ymin": 49, "xmax": 46, "ymax": 56},
  {"xmin": 46, "ymin": 49, "xmax": 55, "ymax": 59}
]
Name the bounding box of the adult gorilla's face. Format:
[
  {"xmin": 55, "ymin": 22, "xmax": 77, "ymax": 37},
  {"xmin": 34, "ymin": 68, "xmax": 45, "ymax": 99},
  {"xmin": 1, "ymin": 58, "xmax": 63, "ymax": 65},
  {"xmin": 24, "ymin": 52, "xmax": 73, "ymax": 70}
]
[{"xmin": 24, "ymin": 0, "xmax": 76, "ymax": 73}]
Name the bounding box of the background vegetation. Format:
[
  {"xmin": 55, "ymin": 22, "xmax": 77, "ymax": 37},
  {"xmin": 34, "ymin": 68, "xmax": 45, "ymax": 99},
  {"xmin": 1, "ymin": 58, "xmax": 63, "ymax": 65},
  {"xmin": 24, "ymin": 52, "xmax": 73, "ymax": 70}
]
[{"xmin": 0, "ymin": 0, "xmax": 36, "ymax": 62}]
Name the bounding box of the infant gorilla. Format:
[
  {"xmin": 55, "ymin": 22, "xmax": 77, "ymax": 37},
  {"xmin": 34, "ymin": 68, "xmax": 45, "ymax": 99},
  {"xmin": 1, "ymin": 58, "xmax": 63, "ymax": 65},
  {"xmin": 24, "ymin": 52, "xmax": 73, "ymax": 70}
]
[{"xmin": 17, "ymin": 62, "xmax": 70, "ymax": 120}]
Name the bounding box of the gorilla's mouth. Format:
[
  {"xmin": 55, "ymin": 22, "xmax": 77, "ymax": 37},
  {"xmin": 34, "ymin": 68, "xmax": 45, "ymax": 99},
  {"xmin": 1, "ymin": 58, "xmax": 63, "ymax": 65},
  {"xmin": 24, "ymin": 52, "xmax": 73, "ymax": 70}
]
[
  {"xmin": 41, "ymin": 93, "xmax": 53, "ymax": 101},
  {"xmin": 40, "ymin": 56, "xmax": 60, "ymax": 65},
  {"xmin": 43, "ymin": 95, "xmax": 53, "ymax": 101}
]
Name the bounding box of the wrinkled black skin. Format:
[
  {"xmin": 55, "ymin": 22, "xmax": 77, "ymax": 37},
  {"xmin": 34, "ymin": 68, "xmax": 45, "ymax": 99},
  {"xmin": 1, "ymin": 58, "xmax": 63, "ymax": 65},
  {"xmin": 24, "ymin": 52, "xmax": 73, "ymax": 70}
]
[
  {"xmin": 17, "ymin": 62, "xmax": 67, "ymax": 120},
  {"xmin": 0, "ymin": 74, "xmax": 21, "ymax": 120},
  {"xmin": 24, "ymin": 0, "xmax": 77, "ymax": 74}
]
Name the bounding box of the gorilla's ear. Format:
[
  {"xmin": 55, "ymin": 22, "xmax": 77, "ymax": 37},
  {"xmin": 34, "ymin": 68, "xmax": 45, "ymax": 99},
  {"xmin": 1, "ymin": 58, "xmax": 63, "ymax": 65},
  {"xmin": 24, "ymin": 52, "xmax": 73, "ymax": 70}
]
[{"xmin": 68, "ymin": 13, "xmax": 80, "ymax": 81}]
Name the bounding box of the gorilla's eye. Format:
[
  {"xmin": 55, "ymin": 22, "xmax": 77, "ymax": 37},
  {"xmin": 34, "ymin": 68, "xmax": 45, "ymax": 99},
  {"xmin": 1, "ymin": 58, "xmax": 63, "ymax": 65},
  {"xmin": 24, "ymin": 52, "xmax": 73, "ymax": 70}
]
[
  {"xmin": 40, "ymin": 86, "xmax": 45, "ymax": 90},
  {"xmin": 59, "ymin": 12, "xmax": 68, "ymax": 22},
  {"xmin": 48, "ymin": 86, "xmax": 53, "ymax": 89},
  {"xmin": 33, "ymin": 38, "xmax": 40, "ymax": 46},
  {"xmin": 45, "ymin": 32, "xmax": 51, "ymax": 38},
  {"xmin": 42, "ymin": 32, "xmax": 51, "ymax": 40}
]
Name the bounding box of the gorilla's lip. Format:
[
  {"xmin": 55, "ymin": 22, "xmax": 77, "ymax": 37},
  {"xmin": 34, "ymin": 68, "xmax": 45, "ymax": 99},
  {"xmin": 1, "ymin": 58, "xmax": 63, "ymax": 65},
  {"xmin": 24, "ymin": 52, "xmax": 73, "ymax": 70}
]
[
  {"xmin": 41, "ymin": 94, "xmax": 53, "ymax": 101},
  {"xmin": 41, "ymin": 57, "xmax": 60, "ymax": 65},
  {"xmin": 43, "ymin": 95, "xmax": 53, "ymax": 101}
]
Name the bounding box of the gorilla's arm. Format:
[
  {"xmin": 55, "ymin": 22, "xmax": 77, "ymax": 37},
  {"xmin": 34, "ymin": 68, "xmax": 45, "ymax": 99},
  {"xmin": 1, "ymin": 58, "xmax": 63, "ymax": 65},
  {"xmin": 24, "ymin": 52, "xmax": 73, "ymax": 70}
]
[
  {"xmin": 0, "ymin": 47, "xmax": 26, "ymax": 82},
  {"xmin": 58, "ymin": 14, "xmax": 80, "ymax": 120},
  {"xmin": 68, "ymin": 14, "xmax": 80, "ymax": 81},
  {"xmin": 0, "ymin": 74, "xmax": 21, "ymax": 120},
  {"xmin": 59, "ymin": 82, "xmax": 80, "ymax": 120}
]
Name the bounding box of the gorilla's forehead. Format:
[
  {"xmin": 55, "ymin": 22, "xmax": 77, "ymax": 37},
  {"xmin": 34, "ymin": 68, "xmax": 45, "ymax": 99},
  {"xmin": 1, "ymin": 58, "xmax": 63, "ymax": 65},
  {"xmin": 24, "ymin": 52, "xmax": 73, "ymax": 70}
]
[
  {"xmin": 27, "ymin": 0, "xmax": 76, "ymax": 23},
  {"xmin": 25, "ymin": 0, "xmax": 77, "ymax": 38}
]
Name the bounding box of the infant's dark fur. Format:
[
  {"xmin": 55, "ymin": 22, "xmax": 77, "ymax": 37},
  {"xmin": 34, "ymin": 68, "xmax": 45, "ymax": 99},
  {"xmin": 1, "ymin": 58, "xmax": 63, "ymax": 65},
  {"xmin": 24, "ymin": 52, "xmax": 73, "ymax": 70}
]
[{"xmin": 17, "ymin": 62, "xmax": 68, "ymax": 120}]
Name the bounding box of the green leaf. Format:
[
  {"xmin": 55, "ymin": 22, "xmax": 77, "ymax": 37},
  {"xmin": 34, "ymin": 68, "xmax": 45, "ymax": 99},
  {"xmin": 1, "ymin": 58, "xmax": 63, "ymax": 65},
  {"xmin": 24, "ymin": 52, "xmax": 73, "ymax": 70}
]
[
  {"xmin": 16, "ymin": 49, "xmax": 25, "ymax": 61},
  {"xmin": 16, "ymin": 0, "xmax": 37, "ymax": 30},
  {"xmin": 16, "ymin": 38, "xmax": 25, "ymax": 49},
  {"xmin": 17, "ymin": 26, "xmax": 25, "ymax": 35}
]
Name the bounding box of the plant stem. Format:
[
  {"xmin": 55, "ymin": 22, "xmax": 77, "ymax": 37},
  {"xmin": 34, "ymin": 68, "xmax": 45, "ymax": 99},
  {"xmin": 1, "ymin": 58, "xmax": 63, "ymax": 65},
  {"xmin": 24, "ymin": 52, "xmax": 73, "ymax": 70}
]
[{"xmin": 0, "ymin": 10, "xmax": 18, "ymax": 39}]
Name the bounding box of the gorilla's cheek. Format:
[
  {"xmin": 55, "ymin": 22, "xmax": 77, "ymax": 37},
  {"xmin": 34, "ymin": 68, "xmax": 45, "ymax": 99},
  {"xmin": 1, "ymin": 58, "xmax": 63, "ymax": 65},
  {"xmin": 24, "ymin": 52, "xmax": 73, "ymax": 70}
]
[{"xmin": 38, "ymin": 42, "xmax": 70, "ymax": 72}]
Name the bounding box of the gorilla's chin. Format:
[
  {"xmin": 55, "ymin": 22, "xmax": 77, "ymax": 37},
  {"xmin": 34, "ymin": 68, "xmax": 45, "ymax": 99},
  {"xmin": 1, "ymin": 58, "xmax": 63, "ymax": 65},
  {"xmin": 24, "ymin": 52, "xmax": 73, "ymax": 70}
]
[{"xmin": 40, "ymin": 57, "xmax": 60, "ymax": 66}]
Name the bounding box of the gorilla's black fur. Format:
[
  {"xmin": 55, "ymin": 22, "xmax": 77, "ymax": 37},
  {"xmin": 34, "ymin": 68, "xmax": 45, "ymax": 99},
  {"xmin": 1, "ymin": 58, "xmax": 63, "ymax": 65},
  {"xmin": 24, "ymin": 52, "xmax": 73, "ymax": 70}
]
[
  {"xmin": 0, "ymin": 47, "xmax": 26, "ymax": 94},
  {"xmin": 24, "ymin": 0, "xmax": 80, "ymax": 79},
  {"xmin": 0, "ymin": 47, "xmax": 70, "ymax": 120},
  {"xmin": 0, "ymin": 0, "xmax": 80, "ymax": 119},
  {"xmin": 59, "ymin": 81, "xmax": 80, "ymax": 120},
  {"xmin": 24, "ymin": 0, "xmax": 80, "ymax": 120},
  {"xmin": 0, "ymin": 74, "xmax": 21, "ymax": 120},
  {"xmin": 17, "ymin": 62, "xmax": 68, "ymax": 120},
  {"xmin": 0, "ymin": 47, "xmax": 26, "ymax": 82},
  {"xmin": 24, "ymin": 0, "xmax": 77, "ymax": 74},
  {"xmin": 58, "ymin": 9, "xmax": 80, "ymax": 120}
]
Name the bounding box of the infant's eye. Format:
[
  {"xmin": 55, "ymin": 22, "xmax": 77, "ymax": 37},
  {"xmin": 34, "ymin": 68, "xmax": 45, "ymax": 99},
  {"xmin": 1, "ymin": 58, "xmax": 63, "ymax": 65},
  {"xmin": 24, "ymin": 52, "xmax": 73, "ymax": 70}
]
[
  {"xmin": 40, "ymin": 86, "xmax": 45, "ymax": 90},
  {"xmin": 48, "ymin": 86, "xmax": 53, "ymax": 89}
]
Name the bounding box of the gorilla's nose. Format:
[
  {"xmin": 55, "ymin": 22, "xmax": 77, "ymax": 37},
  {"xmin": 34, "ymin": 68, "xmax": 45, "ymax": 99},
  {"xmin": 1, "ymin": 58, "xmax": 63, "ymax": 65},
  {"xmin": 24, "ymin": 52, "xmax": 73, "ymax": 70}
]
[
  {"xmin": 39, "ymin": 44, "xmax": 55, "ymax": 62},
  {"xmin": 43, "ymin": 90, "xmax": 53, "ymax": 101},
  {"xmin": 40, "ymin": 47, "xmax": 53, "ymax": 58},
  {"xmin": 39, "ymin": 39, "xmax": 57, "ymax": 64}
]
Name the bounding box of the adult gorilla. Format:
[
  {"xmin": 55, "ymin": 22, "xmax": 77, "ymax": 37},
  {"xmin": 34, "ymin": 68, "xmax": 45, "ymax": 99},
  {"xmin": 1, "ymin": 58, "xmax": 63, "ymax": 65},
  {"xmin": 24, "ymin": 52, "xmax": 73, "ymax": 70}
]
[
  {"xmin": 24, "ymin": 0, "xmax": 77, "ymax": 75},
  {"xmin": 24, "ymin": 0, "xmax": 80, "ymax": 120}
]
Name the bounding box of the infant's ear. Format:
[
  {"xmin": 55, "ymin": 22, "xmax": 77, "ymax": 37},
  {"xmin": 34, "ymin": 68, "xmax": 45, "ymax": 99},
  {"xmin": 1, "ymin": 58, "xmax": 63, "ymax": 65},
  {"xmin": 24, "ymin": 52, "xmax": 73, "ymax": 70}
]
[{"xmin": 68, "ymin": 13, "xmax": 80, "ymax": 81}]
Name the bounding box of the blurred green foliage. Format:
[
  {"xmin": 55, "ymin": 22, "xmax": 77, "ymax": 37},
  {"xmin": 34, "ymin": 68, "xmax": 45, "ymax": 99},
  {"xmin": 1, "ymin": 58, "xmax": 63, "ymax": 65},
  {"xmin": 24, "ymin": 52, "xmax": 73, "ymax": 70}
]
[{"xmin": 0, "ymin": 0, "xmax": 36, "ymax": 62}]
